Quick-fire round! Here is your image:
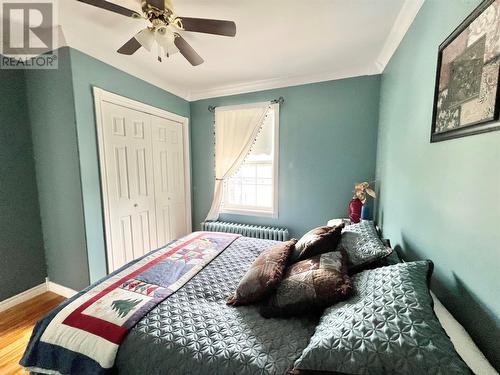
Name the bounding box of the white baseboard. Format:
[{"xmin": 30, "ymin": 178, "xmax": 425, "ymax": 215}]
[
  {"xmin": 46, "ymin": 281, "xmax": 77, "ymax": 298},
  {"xmin": 0, "ymin": 283, "xmax": 47, "ymax": 313},
  {"xmin": 0, "ymin": 280, "xmax": 78, "ymax": 313}
]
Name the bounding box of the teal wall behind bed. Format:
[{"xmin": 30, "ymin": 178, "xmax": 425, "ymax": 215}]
[
  {"xmin": 68, "ymin": 48, "xmax": 190, "ymax": 284},
  {"xmin": 0, "ymin": 69, "xmax": 46, "ymax": 301},
  {"xmin": 190, "ymin": 76, "xmax": 381, "ymax": 238},
  {"xmin": 375, "ymin": 0, "xmax": 499, "ymax": 368}
]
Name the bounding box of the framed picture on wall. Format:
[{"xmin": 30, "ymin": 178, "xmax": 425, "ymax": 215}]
[{"xmin": 431, "ymin": 0, "xmax": 500, "ymax": 142}]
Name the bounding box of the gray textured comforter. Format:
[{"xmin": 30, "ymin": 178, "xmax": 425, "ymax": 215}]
[{"xmin": 115, "ymin": 236, "xmax": 317, "ymax": 375}]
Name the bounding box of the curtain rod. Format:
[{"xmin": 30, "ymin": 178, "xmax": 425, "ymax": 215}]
[{"xmin": 208, "ymin": 97, "xmax": 284, "ymax": 113}]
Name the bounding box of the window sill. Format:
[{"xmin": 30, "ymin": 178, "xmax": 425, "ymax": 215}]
[{"xmin": 221, "ymin": 208, "xmax": 278, "ymax": 219}]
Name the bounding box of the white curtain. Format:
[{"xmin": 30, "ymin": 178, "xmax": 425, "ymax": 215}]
[{"xmin": 205, "ymin": 102, "xmax": 271, "ymax": 221}]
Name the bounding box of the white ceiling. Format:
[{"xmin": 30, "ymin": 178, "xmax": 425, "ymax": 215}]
[{"xmin": 58, "ymin": 0, "xmax": 424, "ymax": 101}]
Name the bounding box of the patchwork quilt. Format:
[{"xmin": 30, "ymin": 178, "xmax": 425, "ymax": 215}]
[{"xmin": 21, "ymin": 232, "xmax": 240, "ymax": 374}]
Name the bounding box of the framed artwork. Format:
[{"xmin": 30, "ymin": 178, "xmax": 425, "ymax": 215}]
[{"xmin": 431, "ymin": 0, "xmax": 500, "ymax": 142}]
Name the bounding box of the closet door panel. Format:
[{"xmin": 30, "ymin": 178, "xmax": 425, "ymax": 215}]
[
  {"xmin": 152, "ymin": 116, "xmax": 187, "ymax": 245},
  {"xmin": 101, "ymin": 102, "xmax": 158, "ymax": 272}
]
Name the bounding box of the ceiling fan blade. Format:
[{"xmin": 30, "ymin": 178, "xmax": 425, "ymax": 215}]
[
  {"xmin": 117, "ymin": 36, "xmax": 142, "ymax": 55},
  {"xmin": 178, "ymin": 17, "xmax": 236, "ymax": 37},
  {"xmin": 77, "ymin": 0, "xmax": 141, "ymax": 18},
  {"xmin": 174, "ymin": 35, "xmax": 204, "ymax": 66},
  {"xmin": 145, "ymin": 0, "xmax": 165, "ymax": 11}
]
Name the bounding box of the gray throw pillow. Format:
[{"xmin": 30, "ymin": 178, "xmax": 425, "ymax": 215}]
[
  {"xmin": 289, "ymin": 224, "xmax": 344, "ymax": 263},
  {"xmin": 292, "ymin": 261, "xmax": 470, "ymax": 374},
  {"xmin": 339, "ymin": 220, "xmax": 392, "ymax": 272}
]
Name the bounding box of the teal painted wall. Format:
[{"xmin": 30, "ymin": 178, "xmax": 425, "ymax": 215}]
[
  {"xmin": 68, "ymin": 48, "xmax": 190, "ymax": 283},
  {"xmin": 25, "ymin": 47, "xmax": 90, "ymax": 290},
  {"xmin": 0, "ymin": 69, "xmax": 46, "ymax": 300},
  {"xmin": 376, "ymin": 0, "xmax": 499, "ymax": 367},
  {"xmin": 191, "ymin": 76, "xmax": 381, "ymax": 237}
]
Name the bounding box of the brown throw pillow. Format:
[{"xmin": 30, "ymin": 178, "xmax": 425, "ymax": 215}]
[
  {"xmin": 260, "ymin": 248, "xmax": 352, "ymax": 318},
  {"xmin": 289, "ymin": 223, "xmax": 344, "ymax": 263},
  {"xmin": 227, "ymin": 239, "xmax": 298, "ymax": 306}
]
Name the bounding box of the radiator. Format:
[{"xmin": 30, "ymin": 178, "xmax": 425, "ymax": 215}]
[{"xmin": 201, "ymin": 221, "xmax": 290, "ymax": 241}]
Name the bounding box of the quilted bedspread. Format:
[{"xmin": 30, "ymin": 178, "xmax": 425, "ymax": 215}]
[
  {"xmin": 27, "ymin": 236, "xmax": 317, "ymax": 375},
  {"xmin": 115, "ymin": 236, "xmax": 317, "ymax": 375}
]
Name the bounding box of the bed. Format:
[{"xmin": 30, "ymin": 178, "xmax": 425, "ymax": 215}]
[
  {"xmin": 21, "ymin": 229, "xmax": 494, "ymax": 375},
  {"xmin": 22, "ymin": 236, "xmax": 318, "ymax": 374},
  {"xmin": 114, "ymin": 236, "xmax": 317, "ymax": 374}
]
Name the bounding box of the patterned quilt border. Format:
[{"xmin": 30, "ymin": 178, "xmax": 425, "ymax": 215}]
[{"xmin": 20, "ymin": 232, "xmax": 240, "ymax": 374}]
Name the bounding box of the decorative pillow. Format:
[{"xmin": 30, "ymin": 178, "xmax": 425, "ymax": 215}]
[
  {"xmin": 289, "ymin": 224, "xmax": 345, "ymax": 263},
  {"xmin": 291, "ymin": 261, "xmax": 470, "ymax": 374},
  {"xmin": 227, "ymin": 238, "xmax": 297, "ymax": 306},
  {"xmin": 260, "ymin": 249, "xmax": 352, "ymax": 318},
  {"xmin": 338, "ymin": 220, "xmax": 392, "ymax": 272}
]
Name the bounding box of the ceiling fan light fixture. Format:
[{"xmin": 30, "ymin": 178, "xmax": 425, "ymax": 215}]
[
  {"xmin": 155, "ymin": 29, "xmax": 178, "ymax": 58},
  {"xmin": 77, "ymin": 0, "xmax": 236, "ymax": 66},
  {"xmin": 163, "ymin": 45, "xmax": 179, "ymax": 58},
  {"xmin": 135, "ymin": 28, "xmax": 155, "ymax": 52}
]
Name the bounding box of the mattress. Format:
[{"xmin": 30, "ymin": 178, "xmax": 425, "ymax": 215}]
[
  {"xmin": 431, "ymin": 292, "xmax": 498, "ymax": 375},
  {"xmin": 114, "ymin": 236, "xmax": 317, "ymax": 375}
]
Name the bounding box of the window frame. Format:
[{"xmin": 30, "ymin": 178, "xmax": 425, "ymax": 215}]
[{"xmin": 220, "ymin": 103, "xmax": 279, "ymax": 218}]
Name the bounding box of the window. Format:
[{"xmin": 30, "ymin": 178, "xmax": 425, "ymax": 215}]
[{"xmin": 221, "ymin": 104, "xmax": 279, "ymax": 217}]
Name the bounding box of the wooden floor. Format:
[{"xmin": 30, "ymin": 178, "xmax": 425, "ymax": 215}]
[{"xmin": 0, "ymin": 292, "xmax": 65, "ymax": 375}]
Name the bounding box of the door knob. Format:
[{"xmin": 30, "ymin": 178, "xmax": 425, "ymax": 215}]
[{"xmin": 134, "ymin": 203, "xmax": 138, "ymax": 207}]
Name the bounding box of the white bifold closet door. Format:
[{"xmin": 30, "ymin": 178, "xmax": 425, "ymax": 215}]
[
  {"xmin": 100, "ymin": 101, "xmax": 187, "ymax": 272},
  {"xmin": 151, "ymin": 116, "xmax": 187, "ymax": 246}
]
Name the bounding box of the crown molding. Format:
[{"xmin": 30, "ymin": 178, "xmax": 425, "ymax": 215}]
[
  {"xmin": 59, "ymin": 22, "xmax": 190, "ymax": 99},
  {"xmin": 187, "ymin": 64, "xmax": 379, "ymax": 101},
  {"xmin": 67, "ymin": 45, "xmax": 191, "ymax": 100},
  {"xmin": 375, "ymin": 0, "xmax": 425, "ymax": 73},
  {"xmin": 39, "ymin": 0, "xmax": 422, "ymax": 103},
  {"xmin": 187, "ymin": 0, "xmax": 423, "ymax": 101},
  {"xmin": 15, "ymin": 24, "xmax": 192, "ymax": 101}
]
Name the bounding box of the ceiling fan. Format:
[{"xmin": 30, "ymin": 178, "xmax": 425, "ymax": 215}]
[{"xmin": 77, "ymin": 0, "xmax": 236, "ymax": 66}]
